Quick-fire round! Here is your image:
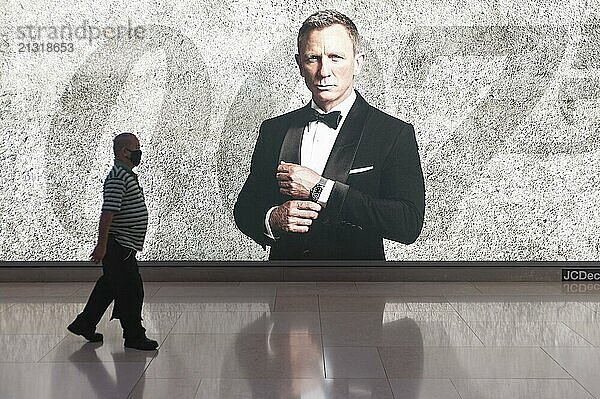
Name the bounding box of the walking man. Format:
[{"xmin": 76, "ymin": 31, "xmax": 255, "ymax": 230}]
[{"xmin": 68, "ymin": 132, "xmax": 158, "ymax": 351}]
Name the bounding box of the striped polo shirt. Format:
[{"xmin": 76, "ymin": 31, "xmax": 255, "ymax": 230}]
[{"xmin": 101, "ymin": 159, "xmax": 148, "ymax": 251}]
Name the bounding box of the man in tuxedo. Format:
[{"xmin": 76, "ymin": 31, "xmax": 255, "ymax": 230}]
[{"xmin": 234, "ymin": 10, "xmax": 425, "ymax": 260}]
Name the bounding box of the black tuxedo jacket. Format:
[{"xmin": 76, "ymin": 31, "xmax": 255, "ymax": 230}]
[{"xmin": 234, "ymin": 92, "xmax": 425, "ymax": 260}]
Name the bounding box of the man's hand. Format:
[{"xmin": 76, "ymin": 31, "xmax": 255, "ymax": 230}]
[
  {"xmin": 90, "ymin": 211, "xmax": 113, "ymax": 263},
  {"xmin": 277, "ymin": 162, "xmax": 321, "ymax": 199},
  {"xmin": 90, "ymin": 244, "xmax": 107, "ymax": 264},
  {"xmin": 269, "ymin": 200, "xmax": 321, "ymax": 233}
]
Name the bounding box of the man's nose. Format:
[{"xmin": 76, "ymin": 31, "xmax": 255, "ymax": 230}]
[{"xmin": 318, "ymin": 57, "xmax": 332, "ymax": 77}]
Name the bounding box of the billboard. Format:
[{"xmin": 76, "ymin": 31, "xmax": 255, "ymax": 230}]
[{"xmin": 0, "ymin": 0, "xmax": 599, "ymax": 261}]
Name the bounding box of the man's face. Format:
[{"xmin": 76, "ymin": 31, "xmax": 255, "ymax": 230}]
[
  {"xmin": 122, "ymin": 137, "xmax": 140, "ymax": 155},
  {"xmin": 117, "ymin": 136, "xmax": 140, "ymax": 165},
  {"xmin": 296, "ymin": 24, "xmax": 364, "ymax": 112}
]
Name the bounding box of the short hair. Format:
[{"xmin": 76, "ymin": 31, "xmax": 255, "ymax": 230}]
[
  {"xmin": 113, "ymin": 132, "xmax": 137, "ymax": 156},
  {"xmin": 297, "ymin": 10, "xmax": 360, "ymax": 54}
]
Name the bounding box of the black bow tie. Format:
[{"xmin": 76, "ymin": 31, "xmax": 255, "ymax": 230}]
[{"xmin": 305, "ymin": 109, "xmax": 342, "ymax": 129}]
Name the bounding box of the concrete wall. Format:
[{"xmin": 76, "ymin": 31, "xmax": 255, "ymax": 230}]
[{"xmin": 0, "ymin": 0, "xmax": 599, "ymax": 261}]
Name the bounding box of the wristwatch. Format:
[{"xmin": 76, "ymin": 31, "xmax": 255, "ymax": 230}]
[{"xmin": 309, "ymin": 177, "xmax": 327, "ymax": 202}]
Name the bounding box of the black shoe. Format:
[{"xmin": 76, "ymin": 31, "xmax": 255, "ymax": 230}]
[
  {"xmin": 67, "ymin": 319, "xmax": 103, "ymax": 342},
  {"xmin": 124, "ymin": 337, "xmax": 158, "ymax": 351}
]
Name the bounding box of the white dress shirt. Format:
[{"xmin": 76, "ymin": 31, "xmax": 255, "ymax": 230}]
[{"xmin": 264, "ymin": 91, "xmax": 358, "ymax": 239}]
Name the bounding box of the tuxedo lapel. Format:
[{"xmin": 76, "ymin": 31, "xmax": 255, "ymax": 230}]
[
  {"xmin": 278, "ymin": 93, "xmax": 372, "ymax": 182},
  {"xmin": 322, "ymin": 92, "xmax": 371, "ymax": 183},
  {"xmin": 278, "ymin": 104, "xmax": 311, "ymax": 164}
]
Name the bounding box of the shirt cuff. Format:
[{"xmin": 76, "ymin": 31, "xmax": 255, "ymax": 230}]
[
  {"xmin": 264, "ymin": 206, "xmax": 279, "ymax": 240},
  {"xmin": 317, "ymin": 179, "xmax": 335, "ymax": 207}
]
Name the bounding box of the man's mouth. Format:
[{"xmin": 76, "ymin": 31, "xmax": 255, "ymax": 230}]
[{"xmin": 316, "ymin": 84, "xmax": 335, "ymax": 90}]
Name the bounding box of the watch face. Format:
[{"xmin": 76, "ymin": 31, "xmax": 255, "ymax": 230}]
[{"xmin": 311, "ymin": 185, "xmax": 323, "ymax": 201}]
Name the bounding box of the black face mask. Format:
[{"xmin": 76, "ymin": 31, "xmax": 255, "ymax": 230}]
[{"xmin": 127, "ymin": 149, "xmax": 142, "ymax": 166}]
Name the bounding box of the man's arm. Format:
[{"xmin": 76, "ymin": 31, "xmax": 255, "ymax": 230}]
[
  {"xmin": 234, "ymin": 121, "xmax": 282, "ymax": 247},
  {"xmin": 269, "ymin": 200, "xmax": 320, "ymax": 234},
  {"xmin": 278, "ymin": 123, "xmax": 425, "ymax": 244},
  {"xmin": 234, "ymin": 122, "xmax": 321, "ymax": 248},
  {"xmin": 324, "ymin": 123, "xmax": 425, "ymax": 244},
  {"xmin": 90, "ymin": 211, "xmax": 113, "ymax": 263},
  {"xmin": 92, "ymin": 169, "xmax": 125, "ymax": 262}
]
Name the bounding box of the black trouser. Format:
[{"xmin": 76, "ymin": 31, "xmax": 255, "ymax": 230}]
[{"xmin": 77, "ymin": 236, "xmax": 146, "ymax": 340}]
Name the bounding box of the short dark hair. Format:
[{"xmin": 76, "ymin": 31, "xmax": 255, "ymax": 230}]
[
  {"xmin": 297, "ymin": 10, "xmax": 360, "ymax": 54},
  {"xmin": 113, "ymin": 132, "xmax": 137, "ymax": 156}
]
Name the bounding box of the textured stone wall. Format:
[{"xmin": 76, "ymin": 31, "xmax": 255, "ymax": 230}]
[{"xmin": 0, "ymin": 0, "xmax": 598, "ymax": 261}]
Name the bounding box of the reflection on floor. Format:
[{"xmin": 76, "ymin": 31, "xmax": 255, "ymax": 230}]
[{"xmin": 1, "ymin": 281, "xmax": 600, "ymax": 398}]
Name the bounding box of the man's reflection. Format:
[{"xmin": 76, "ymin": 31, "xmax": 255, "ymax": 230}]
[{"xmin": 218, "ymin": 305, "xmax": 424, "ymax": 398}]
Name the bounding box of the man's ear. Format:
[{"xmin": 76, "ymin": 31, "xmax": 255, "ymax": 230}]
[
  {"xmin": 119, "ymin": 146, "xmax": 128, "ymax": 160},
  {"xmin": 353, "ymin": 52, "xmax": 366, "ymax": 76},
  {"xmin": 295, "ymin": 53, "xmax": 304, "ymax": 77}
]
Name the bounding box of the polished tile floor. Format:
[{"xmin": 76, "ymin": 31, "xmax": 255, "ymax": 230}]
[{"xmin": 1, "ymin": 281, "xmax": 599, "ymax": 398}]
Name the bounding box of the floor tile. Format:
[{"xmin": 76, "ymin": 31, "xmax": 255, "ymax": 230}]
[
  {"xmin": 356, "ymin": 283, "xmax": 481, "ymax": 296},
  {"xmin": 0, "ymin": 297, "xmax": 86, "ymax": 305},
  {"xmin": 316, "ymin": 283, "xmax": 358, "ymax": 290},
  {"xmin": 0, "ymin": 303, "xmax": 15, "ymax": 313},
  {"xmin": 473, "ymin": 282, "xmax": 566, "ymax": 295},
  {"xmin": 0, "ymin": 302, "xmax": 85, "ymax": 334},
  {"xmin": 154, "ymin": 282, "xmax": 241, "ymax": 287},
  {"xmin": 238, "ymin": 282, "xmax": 315, "ymax": 289},
  {"xmin": 389, "ymin": 379, "xmax": 461, "ymax": 399},
  {"xmin": 563, "ymin": 317, "xmax": 600, "ymax": 346},
  {"xmin": 145, "ymin": 333, "xmax": 324, "ymax": 379},
  {"xmin": 145, "ymin": 297, "xmax": 274, "ymax": 312},
  {"xmin": 379, "ymin": 347, "xmax": 569, "ymax": 378},
  {"xmin": 466, "ymin": 321, "xmax": 592, "ymax": 346},
  {"xmin": 172, "ymin": 311, "xmax": 320, "ymax": 334},
  {"xmin": 324, "ymin": 347, "xmax": 386, "ymax": 378},
  {"xmin": 580, "ymin": 300, "xmax": 600, "ymax": 312},
  {"xmin": 403, "ymin": 297, "xmax": 454, "ymax": 312},
  {"xmin": 72, "ymin": 282, "xmax": 161, "ymax": 300},
  {"xmin": 136, "ymin": 310, "xmax": 181, "ymax": 334},
  {"xmin": 274, "ymin": 295, "xmax": 318, "ymax": 312},
  {"xmin": 0, "ymin": 334, "xmax": 65, "ymax": 362},
  {"xmin": 275, "ymin": 283, "xmax": 358, "ymax": 296},
  {"xmin": 322, "ymin": 312, "xmax": 482, "ymax": 346},
  {"xmin": 319, "ymin": 296, "xmax": 410, "ymax": 312},
  {"xmin": 195, "ymin": 378, "xmax": 394, "ymax": 399},
  {"xmin": 452, "ymin": 378, "xmax": 595, "ymax": 399},
  {"xmin": 0, "ymin": 283, "xmax": 81, "ymax": 298},
  {"xmin": 449, "ymin": 297, "xmax": 598, "ymax": 322},
  {"xmin": 154, "ymin": 286, "xmax": 277, "ymax": 298},
  {"xmin": 3, "ymin": 282, "xmax": 600, "ymax": 398},
  {"xmin": 0, "ymin": 362, "xmax": 148, "ymax": 399},
  {"xmin": 129, "ymin": 378, "xmax": 200, "ymax": 399},
  {"xmin": 543, "ymin": 347, "xmax": 600, "ymax": 398}
]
